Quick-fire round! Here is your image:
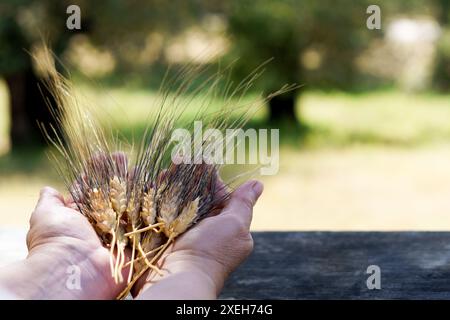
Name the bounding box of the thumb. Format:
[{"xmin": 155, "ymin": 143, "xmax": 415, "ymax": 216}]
[
  {"xmin": 35, "ymin": 187, "xmax": 66, "ymax": 212},
  {"xmin": 221, "ymin": 180, "xmax": 263, "ymax": 228},
  {"xmin": 29, "ymin": 187, "xmax": 66, "ymax": 227}
]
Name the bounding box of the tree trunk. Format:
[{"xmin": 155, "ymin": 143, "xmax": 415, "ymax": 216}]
[
  {"xmin": 5, "ymin": 66, "xmax": 57, "ymax": 147},
  {"xmin": 5, "ymin": 71, "xmax": 28, "ymax": 145},
  {"xmin": 268, "ymin": 91, "xmax": 297, "ymax": 124}
]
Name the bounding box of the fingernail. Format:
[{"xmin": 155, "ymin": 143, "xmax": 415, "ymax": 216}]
[{"xmin": 252, "ymin": 181, "xmax": 264, "ymax": 197}]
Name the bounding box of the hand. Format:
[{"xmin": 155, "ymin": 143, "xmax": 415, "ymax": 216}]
[
  {"xmin": 0, "ymin": 187, "xmax": 128, "ymax": 299},
  {"xmin": 133, "ymin": 180, "xmax": 263, "ymax": 300}
]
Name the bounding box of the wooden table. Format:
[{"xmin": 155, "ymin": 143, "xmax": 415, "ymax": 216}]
[{"xmin": 220, "ymin": 232, "xmax": 450, "ymax": 299}]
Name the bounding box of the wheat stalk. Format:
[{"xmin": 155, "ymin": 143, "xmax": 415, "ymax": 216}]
[{"xmin": 34, "ymin": 45, "xmax": 297, "ymax": 299}]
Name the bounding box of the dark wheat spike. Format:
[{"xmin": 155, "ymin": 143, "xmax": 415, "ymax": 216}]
[{"xmin": 34, "ymin": 45, "xmax": 296, "ymax": 298}]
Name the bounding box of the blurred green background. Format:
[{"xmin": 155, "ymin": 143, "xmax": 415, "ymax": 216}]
[{"xmin": 0, "ymin": 0, "xmax": 449, "ymax": 230}]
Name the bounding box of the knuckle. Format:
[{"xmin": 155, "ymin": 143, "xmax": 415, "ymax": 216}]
[
  {"xmin": 242, "ymin": 235, "xmax": 254, "ymax": 254},
  {"xmin": 40, "ymin": 186, "xmax": 54, "ymax": 196},
  {"xmin": 236, "ymin": 222, "xmax": 250, "ymax": 238},
  {"xmin": 222, "ymin": 214, "xmax": 249, "ymax": 236},
  {"xmin": 233, "ymin": 193, "xmax": 254, "ymax": 211},
  {"xmin": 25, "ymin": 231, "xmax": 32, "ymax": 250}
]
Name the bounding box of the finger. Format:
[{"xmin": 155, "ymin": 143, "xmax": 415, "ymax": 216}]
[
  {"xmin": 64, "ymin": 194, "xmax": 80, "ymax": 211},
  {"xmin": 213, "ymin": 170, "xmax": 229, "ymax": 202},
  {"xmin": 31, "ymin": 187, "xmax": 67, "ymax": 224},
  {"xmin": 35, "ymin": 186, "xmax": 66, "ymax": 210},
  {"xmin": 204, "ymin": 171, "xmax": 229, "ymax": 218},
  {"xmin": 220, "ymin": 180, "xmax": 263, "ymax": 228}
]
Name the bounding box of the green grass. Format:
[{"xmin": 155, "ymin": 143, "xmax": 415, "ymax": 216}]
[
  {"xmin": 2, "ymin": 82, "xmax": 450, "ymax": 229},
  {"xmin": 86, "ymin": 85, "xmax": 450, "ymax": 149},
  {"xmin": 300, "ymin": 90, "xmax": 450, "ymax": 148},
  {"xmin": 61, "ymin": 84, "xmax": 450, "ymax": 150},
  {"xmin": 1, "ymin": 82, "xmax": 450, "ymax": 181}
]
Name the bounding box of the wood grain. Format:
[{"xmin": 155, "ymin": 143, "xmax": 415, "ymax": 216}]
[{"xmin": 220, "ymin": 232, "xmax": 450, "ymax": 299}]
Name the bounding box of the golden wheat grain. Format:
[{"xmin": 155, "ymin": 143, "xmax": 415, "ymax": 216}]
[
  {"xmin": 141, "ymin": 188, "xmax": 156, "ymax": 226},
  {"xmin": 109, "ymin": 176, "xmax": 127, "ymax": 215},
  {"xmin": 35, "ymin": 45, "xmax": 297, "ymax": 298},
  {"xmin": 163, "ymin": 197, "xmax": 199, "ymax": 238}
]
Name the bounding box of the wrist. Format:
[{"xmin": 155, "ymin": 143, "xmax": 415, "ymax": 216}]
[
  {"xmin": 137, "ymin": 266, "xmax": 219, "ymax": 300},
  {"xmin": 0, "ymin": 257, "xmax": 68, "ymax": 299},
  {"xmin": 0, "ymin": 242, "xmax": 119, "ymax": 300},
  {"xmin": 167, "ymin": 250, "xmax": 227, "ymax": 294},
  {"xmin": 0, "ymin": 260, "xmax": 37, "ymax": 299},
  {"xmin": 137, "ymin": 250, "xmax": 227, "ymax": 299}
]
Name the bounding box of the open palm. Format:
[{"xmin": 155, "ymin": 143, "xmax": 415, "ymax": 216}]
[{"xmin": 133, "ymin": 180, "xmax": 263, "ymax": 299}]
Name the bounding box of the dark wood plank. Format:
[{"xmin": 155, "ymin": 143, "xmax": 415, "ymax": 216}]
[{"xmin": 220, "ymin": 232, "xmax": 450, "ymax": 299}]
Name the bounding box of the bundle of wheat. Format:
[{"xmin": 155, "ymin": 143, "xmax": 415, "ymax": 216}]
[{"xmin": 34, "ymin": 46, "xmax": 295, "ymax": 299}]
